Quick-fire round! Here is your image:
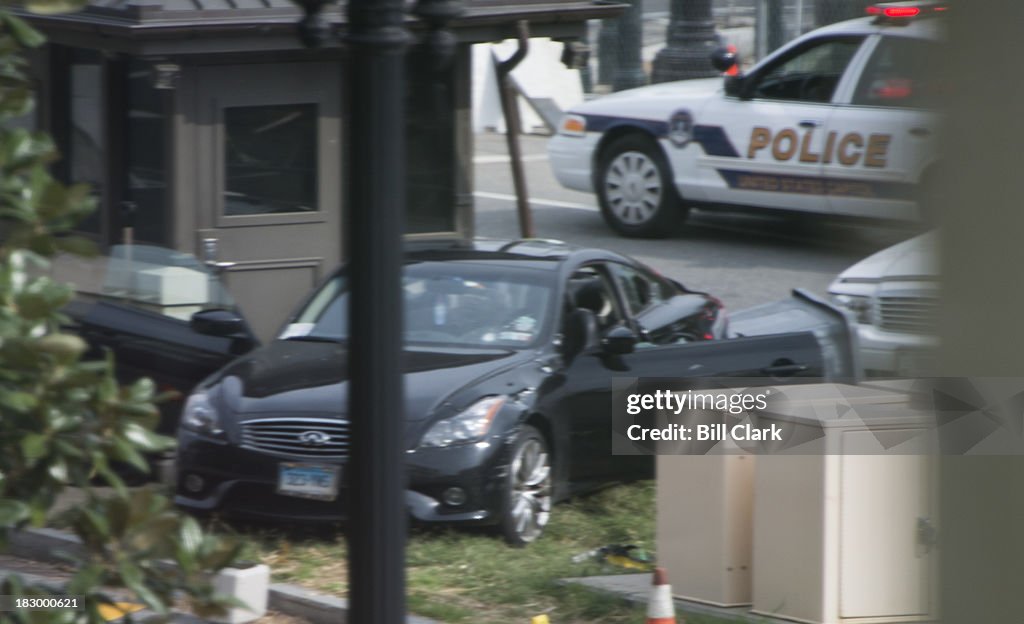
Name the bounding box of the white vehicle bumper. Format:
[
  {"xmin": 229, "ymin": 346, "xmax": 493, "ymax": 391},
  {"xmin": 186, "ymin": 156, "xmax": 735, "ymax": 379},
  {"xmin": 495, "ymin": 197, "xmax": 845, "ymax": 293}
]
[
  {"xmin": 855, "ymin": 323, "xmax": 939, "ymax": 375},
  {"xmin": 548, "ymin": 133, "xmax": 599, "ymax": 193}
]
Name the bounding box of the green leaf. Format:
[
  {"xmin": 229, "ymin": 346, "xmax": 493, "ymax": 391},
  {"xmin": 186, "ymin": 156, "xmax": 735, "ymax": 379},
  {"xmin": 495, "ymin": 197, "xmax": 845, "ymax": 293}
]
[
  {"xmin": 119, "ymin": 559, "xmax": 167, "ymax": 614},
  {"xmin": 0, "ymin": 390, "xmax": 38, "ymax": 412},
  {"xmin": 123, "ymin": 423, "xmax": 174, "ymax": 453},
  {"xmin": 0, "ymin": 499, "xmax": 30, "ymax": 527},
  {"xmin": 179, "ymin": 516, "xmax": 203, "ymax": 556},
  {"xmin": 0, "ymin": 14, "xmax": 46, "ymax": 47},
  {"xmin": 20, "ymin": 433, "xmax": 47, "ymax": 460},
  {"xmin": 35, "ymin": 333, "xmax": 86, "ymax": 362},
  {"xmin": 110, "ymin": 436, "xmax": 149, "ymax": 473},
  {"xmin": 23, "ymin": 0, "xmax": 89, "ymax": 16}
]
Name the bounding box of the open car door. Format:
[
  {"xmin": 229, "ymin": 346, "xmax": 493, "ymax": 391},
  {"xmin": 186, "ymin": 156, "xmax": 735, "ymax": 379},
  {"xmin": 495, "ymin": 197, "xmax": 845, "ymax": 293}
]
[{"xmin": 64, "ymin": 245, "xmax": 258, "ymax": 433}]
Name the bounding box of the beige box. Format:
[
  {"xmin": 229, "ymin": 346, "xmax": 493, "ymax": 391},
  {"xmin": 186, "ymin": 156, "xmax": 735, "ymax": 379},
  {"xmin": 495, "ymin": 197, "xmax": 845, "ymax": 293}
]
[{"xmin": 657, "ymin": 453, "xmax": 755, "ymax": 607}]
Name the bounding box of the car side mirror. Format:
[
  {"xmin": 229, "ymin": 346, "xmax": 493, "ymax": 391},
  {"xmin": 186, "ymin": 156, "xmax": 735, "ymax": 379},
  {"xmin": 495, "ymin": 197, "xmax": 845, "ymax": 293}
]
[
  {"xmin": 710, "ymin": 45, "xmax": 738, "ymax": 73},
  {"xmin": 724, "ymin": 74, "xmax": 746, "ymax": 98},
  {"xmin": 602, "ymin": 324, "xmax": 637, "ymax": 355},
  {"xmin": 191, "ymin": 308, "xmax": 247, "ymax": 338}
]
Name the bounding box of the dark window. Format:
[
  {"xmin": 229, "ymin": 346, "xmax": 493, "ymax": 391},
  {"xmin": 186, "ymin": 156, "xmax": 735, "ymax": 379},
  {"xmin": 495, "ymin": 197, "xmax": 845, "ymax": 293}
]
[
  {"xmin": 223, "ymin": 104, "xmax": 318, "ymax": 216},
  {"xmin": 67, "ymin": 50, "xmax": 104, "ymax": 235},
  {"xmin": 852, "ymin": 36, "xmax": 943, "ymax": 109},
  {"xmin": 751, "ymin": 37, "xmax": 864, "ymax": 103},
  {"xmin": 405, "ymin": 47, "xmax": 457, "ymax": 233},
  {"xmin": 125, "ymin": 60, "xmax": 168, "ymax": 245}
]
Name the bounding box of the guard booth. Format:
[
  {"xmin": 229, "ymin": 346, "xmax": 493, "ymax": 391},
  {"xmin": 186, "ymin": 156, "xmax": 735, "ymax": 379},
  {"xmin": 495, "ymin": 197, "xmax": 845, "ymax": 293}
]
[{"xmin": 19, "ymin": 0, "xmax": 618, "ymax": 339}]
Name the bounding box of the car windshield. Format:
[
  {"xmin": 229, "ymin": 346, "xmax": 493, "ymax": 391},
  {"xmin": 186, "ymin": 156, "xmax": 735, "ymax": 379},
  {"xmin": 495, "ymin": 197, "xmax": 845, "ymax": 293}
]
[{"xmin": 280, "ymin": 261, "xmax": 555, "ymax": 349}]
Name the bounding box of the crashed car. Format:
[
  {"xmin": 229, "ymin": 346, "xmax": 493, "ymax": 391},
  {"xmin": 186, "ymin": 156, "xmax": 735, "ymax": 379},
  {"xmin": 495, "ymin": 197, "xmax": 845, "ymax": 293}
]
[
  {"xmin": 68, "ymin": 239, "xmax": 856, "ymax": 544},
  {"xmin": 548, "ymin": 0, "xmax": 945, "ymax": 237}
]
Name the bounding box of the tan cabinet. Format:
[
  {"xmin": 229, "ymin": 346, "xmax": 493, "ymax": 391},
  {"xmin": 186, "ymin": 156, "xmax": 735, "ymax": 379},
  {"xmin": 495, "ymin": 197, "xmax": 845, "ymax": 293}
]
[{"xmin": 657, "ymin": 454, "xmax": 755, "ymax": 607}]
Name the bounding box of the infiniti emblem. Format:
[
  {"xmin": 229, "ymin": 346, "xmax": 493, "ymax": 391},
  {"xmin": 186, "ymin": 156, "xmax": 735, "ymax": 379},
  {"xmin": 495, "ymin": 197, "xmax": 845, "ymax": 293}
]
[{"xmin": 299, "ymin": 430, "xmax": 331, "ymax": 446}]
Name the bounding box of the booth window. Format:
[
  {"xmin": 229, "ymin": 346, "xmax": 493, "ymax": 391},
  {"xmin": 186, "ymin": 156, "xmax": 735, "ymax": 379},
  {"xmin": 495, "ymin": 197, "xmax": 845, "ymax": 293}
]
[
  {"xmin": 405, "ymin": 48, "xmax": 456, "ymax": 233},
  {"xmin": 50, "ymin": 49, "xmax": 171, "ymax": 247},
  {"xmin": 66, "ymin": 49, "xmax": 104, "ymax": 236},
  {"xmin": 223, "ymin": 104, "xmax": 318, "ymax": 216}
]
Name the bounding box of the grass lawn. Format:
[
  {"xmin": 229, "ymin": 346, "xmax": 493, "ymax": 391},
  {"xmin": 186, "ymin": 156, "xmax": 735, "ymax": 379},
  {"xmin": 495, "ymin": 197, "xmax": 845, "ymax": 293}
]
[{"xmin": 240, "ymin": 481, "xmax": 665, "ymax": 623}]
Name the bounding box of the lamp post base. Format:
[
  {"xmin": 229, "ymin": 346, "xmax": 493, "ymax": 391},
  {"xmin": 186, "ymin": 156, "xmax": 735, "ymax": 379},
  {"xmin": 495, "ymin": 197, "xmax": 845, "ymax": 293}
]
[{"xmin": 651, "ymin": 19, "xmax": 721, "ymax": 83}]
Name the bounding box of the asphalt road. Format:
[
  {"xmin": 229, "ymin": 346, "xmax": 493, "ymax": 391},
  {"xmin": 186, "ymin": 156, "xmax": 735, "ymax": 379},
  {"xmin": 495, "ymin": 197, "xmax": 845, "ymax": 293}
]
[{"xmin": 472, "ymin": 132, "xmax": 922, "ymax": 313}]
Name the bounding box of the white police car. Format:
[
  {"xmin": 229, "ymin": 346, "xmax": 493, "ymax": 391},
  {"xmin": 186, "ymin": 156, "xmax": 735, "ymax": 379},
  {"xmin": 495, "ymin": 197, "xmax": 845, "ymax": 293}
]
[{"xmin": 548, "ymin": 1, "xmax": 946, "ymax": 237}]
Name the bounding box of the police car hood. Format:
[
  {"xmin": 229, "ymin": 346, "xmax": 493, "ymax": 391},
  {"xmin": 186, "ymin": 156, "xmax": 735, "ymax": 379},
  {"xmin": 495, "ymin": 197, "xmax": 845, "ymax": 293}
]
[
  {"xmin": 836, "ymin": 232, "xmax": 938, "ymax": 283},
  {"xmin": 574, "ymin": 78, "xmax": 722, "ymax": 116}
]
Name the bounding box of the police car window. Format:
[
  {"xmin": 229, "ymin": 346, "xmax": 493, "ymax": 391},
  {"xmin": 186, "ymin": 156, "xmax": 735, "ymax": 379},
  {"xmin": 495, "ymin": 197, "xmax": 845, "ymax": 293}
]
[
  {"xmin": 852, "ymin": 37, "xmax": 942, "ymax": 109},
  {"xmin": 751, "ymin": 37, "xmax": 864, "ymax": 103}
]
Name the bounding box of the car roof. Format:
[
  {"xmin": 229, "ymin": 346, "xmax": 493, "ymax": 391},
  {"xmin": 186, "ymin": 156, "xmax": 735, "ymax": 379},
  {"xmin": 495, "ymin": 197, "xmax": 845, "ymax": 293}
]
[
  {"xmin": 806, "ymin": 5, "xmax": 945, "ymax": 41},
  {"xmin": 403, "ymin": 238, "xmax": 633, "ymax": 270}
]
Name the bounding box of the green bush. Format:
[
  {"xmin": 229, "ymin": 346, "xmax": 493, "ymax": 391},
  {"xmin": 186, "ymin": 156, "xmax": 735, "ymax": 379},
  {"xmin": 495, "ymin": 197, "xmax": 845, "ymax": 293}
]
[{"xmin": 0, "ymin": 7, "xmax": 242, "ymax": 622}]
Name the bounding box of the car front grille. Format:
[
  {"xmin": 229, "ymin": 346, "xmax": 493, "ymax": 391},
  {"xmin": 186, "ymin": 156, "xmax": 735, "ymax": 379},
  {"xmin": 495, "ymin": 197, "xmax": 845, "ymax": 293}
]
[
  {"xmin": 239, "ymin": 418, "xmax": 349, "ymax": 459},
  {"xmin": 876, "ymin": 295, "xmax": 939, "ymax": 334}
]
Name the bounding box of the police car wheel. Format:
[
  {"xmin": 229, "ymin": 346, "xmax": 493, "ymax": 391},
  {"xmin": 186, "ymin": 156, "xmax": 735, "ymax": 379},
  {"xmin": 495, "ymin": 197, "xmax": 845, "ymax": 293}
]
[{"xmin": 597, "ymin": 134, "xmax": 685, "ymax": 238}]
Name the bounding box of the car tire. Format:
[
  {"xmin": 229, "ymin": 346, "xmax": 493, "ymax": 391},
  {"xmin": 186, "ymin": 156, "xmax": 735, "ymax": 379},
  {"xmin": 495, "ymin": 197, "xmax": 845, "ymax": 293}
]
[
  {"xmin": 597, "ymin": 134, "xmax": 687, "ymax": 238},
  {"xmin": 498, "ymin": 424, "xmax": 552, "ymax": 546}
]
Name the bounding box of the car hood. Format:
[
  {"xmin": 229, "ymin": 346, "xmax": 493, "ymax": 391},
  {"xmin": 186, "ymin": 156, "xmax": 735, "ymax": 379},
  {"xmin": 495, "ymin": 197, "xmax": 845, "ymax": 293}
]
[
  {"xmin": 834, "ymin": 232, "xmax": 938, "ymax": 283},
  {"xmin": 210, "ymin": 339, "xmax": 533, "ymax": 422},
  {"xmin": 571, "ymin": 78, "xmax": 722, "ymax": 117}
]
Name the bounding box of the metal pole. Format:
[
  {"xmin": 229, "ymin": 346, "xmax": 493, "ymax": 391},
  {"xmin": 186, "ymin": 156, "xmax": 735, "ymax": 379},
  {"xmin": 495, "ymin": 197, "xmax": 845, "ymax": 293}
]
[
  {"xmin": 650, "ymin": 0, "xmax": 721, "ymax": 83},
  {"xmin": 597, "ymin": 18, "xmax": 619, "ymax": 87},
  {"xmin": 494, "ymin": 21, "xmax": 534, "ymax": 239},
  {"xmin": 612, "ymin": 0, "xmax": 646, "ymax": 91},
  {"xmin": 346, "ymin": 0, "xmax": 410, "ymax": 620}
]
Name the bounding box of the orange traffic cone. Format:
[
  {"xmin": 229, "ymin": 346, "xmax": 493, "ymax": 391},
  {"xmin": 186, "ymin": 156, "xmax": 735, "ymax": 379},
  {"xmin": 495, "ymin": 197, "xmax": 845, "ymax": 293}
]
[
  {"xmin": 724, "ymin": 44, "xmax": 739, "ymax": 76},
  {"xmin": 646, "ymin": 567, "xmax": 677, "ymax": 624}
]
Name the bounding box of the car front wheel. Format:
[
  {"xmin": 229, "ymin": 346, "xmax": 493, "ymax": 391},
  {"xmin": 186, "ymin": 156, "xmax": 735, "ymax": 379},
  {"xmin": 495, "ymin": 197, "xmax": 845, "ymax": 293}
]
[
  {"xmin": 597, "ymin": 134, "xmax": 687, "ymax": 238},
  {"xmin": 498, "ymin": 424, "xmax": 552, "ymax": 546}
]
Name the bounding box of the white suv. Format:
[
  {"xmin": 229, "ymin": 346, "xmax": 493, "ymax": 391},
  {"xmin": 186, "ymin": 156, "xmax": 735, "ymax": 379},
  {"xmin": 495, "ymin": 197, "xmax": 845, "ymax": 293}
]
[
  {"xmin": 548, "ymin": 1, "xmax": 945, "ymax": 237},
  {"xmin": 828, "ymin": 232, "xmax": 938, "ymax": 376}
]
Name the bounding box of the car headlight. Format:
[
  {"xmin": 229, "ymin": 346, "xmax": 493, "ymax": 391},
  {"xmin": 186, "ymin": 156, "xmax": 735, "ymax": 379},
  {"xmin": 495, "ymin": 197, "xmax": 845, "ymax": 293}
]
[
  {"xmin": 831, "ymin": 294, "xmax": 873, "ymax": 324},
  {"xmin": 420, "ymin": 396, "xmax": 507, "ymax": 448},
  {"xmin": 181, "ymin": 391, "xmax": 222, "ymax": 436},
  {"xmin": 558, "ymin": 114, "xmax": 586, "ymax": 137}
]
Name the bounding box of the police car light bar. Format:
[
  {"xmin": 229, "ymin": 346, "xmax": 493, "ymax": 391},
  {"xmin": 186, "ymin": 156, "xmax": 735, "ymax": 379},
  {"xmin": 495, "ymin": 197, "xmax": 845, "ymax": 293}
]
[{"xmin": 866, "ymin": 2, "xmax": 948, "ymax": 20}]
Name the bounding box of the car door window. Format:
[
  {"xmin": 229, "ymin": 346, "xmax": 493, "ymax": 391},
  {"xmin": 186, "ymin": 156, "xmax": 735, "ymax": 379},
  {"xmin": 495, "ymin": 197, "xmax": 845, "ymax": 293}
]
[
  {"xmin": 750, "ymin": 37, "xmax": 865, "ymax": 103},
  {"xmin": 608, "ymin": 262, "xmax": 670, "ymax": 316},
  {"xmin": 565, "ymin": 266, "xmax": 623, "ymax": 333},
  {"xmin": 852, "ymin": 36, "xmax": 943, "ymax": 109}
]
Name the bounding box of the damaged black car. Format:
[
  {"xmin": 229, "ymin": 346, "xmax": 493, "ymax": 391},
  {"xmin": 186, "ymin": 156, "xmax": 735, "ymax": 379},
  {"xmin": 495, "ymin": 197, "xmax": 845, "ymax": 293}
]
[{"xmin": 69, "ymin": 239, "xmax": 855, "ymax": 544}]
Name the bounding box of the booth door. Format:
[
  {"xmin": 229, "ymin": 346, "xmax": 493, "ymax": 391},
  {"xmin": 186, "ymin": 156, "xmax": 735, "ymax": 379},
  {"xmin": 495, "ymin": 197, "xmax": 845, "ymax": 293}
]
[{"xmin": 195, "ymin": 63, "xmax": 341, "ymax": 341}]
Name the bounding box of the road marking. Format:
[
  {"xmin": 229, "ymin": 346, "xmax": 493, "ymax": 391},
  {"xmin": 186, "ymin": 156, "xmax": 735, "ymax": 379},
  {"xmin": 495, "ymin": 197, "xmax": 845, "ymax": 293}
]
[
  {"xmin": 473, "ymin": 191, "xmax": 598, "ymax": 211},
  {"xmin": 473, "ymin": 154, "xmax": 549, "ymax": 164}
]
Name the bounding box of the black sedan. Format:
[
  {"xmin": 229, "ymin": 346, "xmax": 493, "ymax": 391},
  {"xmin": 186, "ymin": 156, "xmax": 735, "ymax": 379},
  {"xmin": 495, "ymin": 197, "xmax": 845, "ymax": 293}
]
[{"xmin": 70, "ymin": 239, "xmax": 851, "ymax": 544}]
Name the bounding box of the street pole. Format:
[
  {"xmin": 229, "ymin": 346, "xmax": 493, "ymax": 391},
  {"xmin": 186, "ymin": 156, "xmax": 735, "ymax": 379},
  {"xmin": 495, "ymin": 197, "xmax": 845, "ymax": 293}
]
[
  {"xmin": 295, "ymin": 0, "xmax": 460, "ymax": 619},
  {"xmin": 612, "ymin": 0, "xmax": 646, "ymax": 91},
  {"xmin": 650, "ymin": 0, "xmax": 721, "ymax": 83},
  {"xmin": 345, "ymin": 0, "xmax": 410, "ymax": 618}
]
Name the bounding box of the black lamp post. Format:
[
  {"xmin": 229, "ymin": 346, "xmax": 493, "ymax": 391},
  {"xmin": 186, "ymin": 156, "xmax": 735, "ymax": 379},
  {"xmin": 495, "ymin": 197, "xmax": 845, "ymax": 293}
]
[
  {"xmin": 295, "ymin": 0, "xmax": 461, "ymax": 620},
  {"xmin": 650, "ymin": 0, "xmax": 721, "ymax": 83}
]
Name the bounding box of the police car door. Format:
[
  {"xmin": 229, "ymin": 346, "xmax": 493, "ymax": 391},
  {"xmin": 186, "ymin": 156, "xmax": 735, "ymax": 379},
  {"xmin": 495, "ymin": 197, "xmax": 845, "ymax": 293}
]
[
  {"xmin": 824, "ymin": 33, "xmax": 942, "ymax": 221},
  {"xmin": 696, "ymin": 35, "xmax": 867, "ymax": 213}
]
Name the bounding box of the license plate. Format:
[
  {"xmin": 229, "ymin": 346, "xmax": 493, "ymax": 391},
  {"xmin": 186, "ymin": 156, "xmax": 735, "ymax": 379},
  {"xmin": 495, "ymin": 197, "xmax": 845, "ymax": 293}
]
[{"xmin": 277, "ymin": 463, "xmax": 340, "ymax": 501}]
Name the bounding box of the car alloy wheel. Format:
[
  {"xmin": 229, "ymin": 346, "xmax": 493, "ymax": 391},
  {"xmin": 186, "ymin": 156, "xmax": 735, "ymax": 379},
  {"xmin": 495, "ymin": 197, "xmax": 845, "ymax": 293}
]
[
  {"xmin": 499, "ymin": 425, "xmax": 552, "ymax": 546},
  {"xmin": 597, "ymin": 133, "xmax": 687, "ymax": 238}
]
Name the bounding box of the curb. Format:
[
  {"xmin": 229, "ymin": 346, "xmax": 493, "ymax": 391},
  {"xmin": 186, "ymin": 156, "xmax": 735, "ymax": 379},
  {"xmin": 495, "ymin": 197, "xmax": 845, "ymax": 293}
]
[{"xmin": 7, "ymin": 528, "xmax": 440, "ymax": 624}]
